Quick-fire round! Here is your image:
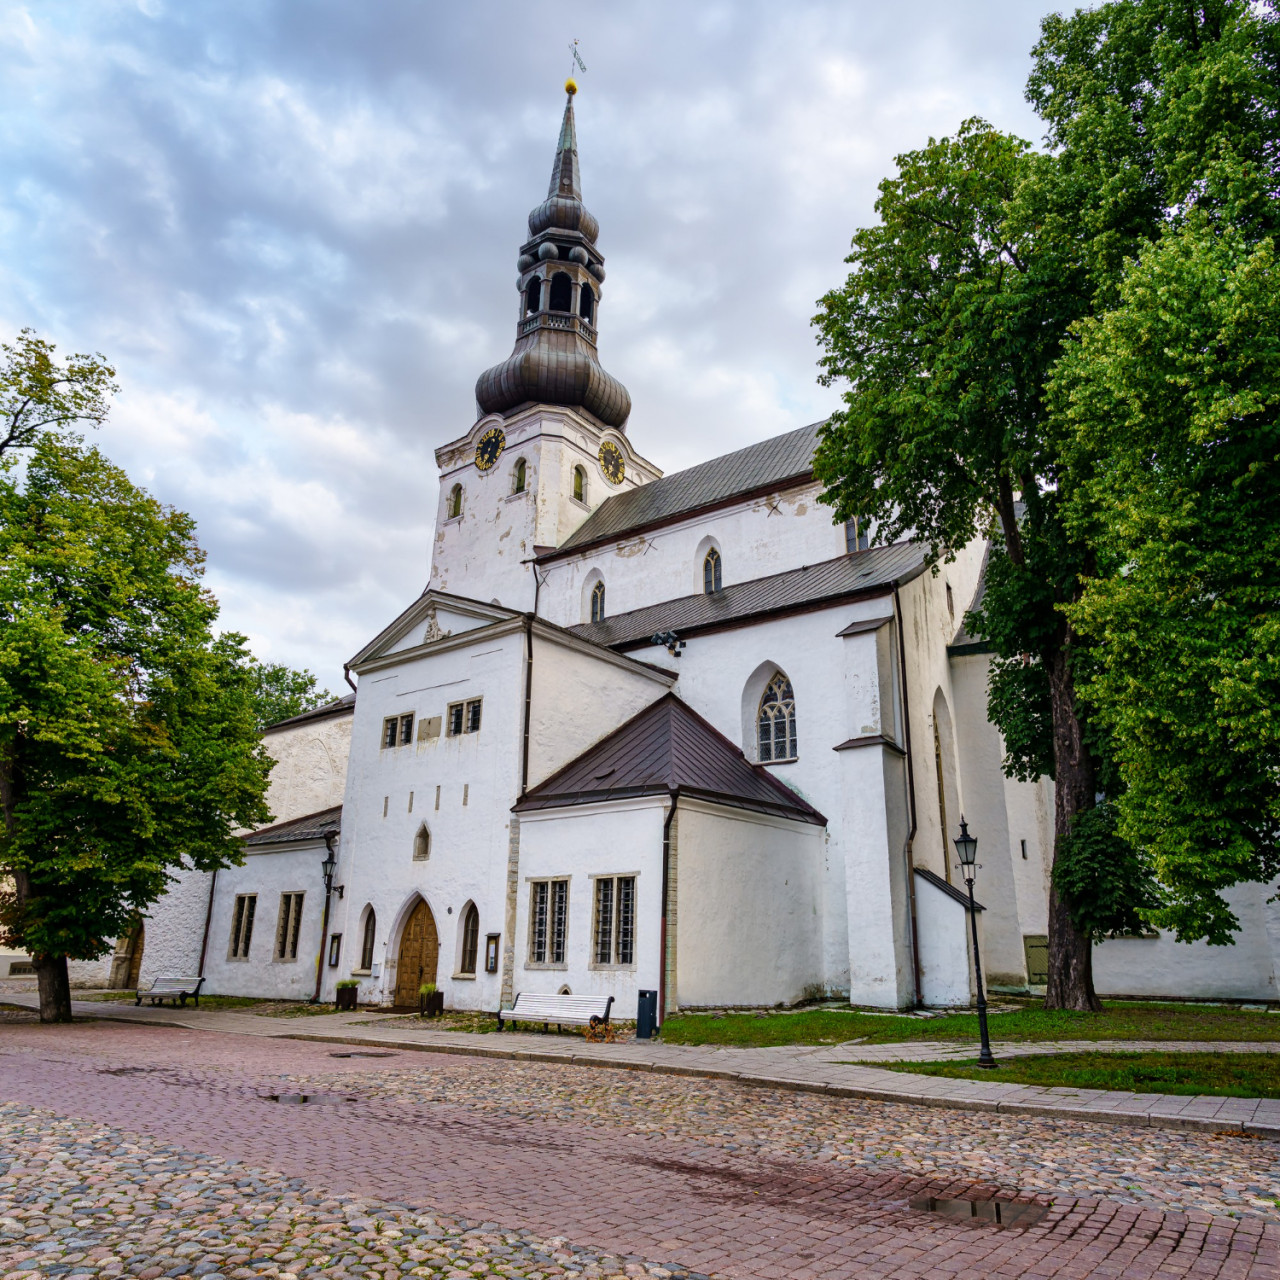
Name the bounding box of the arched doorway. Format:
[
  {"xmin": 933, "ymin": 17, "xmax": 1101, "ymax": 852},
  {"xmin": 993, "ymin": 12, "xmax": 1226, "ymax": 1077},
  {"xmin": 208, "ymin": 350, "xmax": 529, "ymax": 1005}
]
[{"xmin": 394, "ymin": 899, "xmax": 439, "ymax": 1008}]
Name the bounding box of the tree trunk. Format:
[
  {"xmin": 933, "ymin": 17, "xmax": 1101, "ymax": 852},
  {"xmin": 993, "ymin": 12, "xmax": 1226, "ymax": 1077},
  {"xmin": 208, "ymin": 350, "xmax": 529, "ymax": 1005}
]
[
  {"xmin": 1044, "ymin": 644, "xmax": 1103, "ymax": 1011},
  {"xmin": 35, "ymin": 952, "xmax": 73, "ymax": 1023}
]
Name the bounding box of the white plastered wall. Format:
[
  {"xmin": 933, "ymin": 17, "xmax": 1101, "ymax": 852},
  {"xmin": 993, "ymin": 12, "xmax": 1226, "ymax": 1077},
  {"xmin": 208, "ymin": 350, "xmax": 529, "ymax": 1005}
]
[
  {"xmin": 915, "ymin": 873, "xmax": 982, "ymax": 1007},
  {"xmin": 674, "ymin": 798, "xmax": 824, "ymax": 1009}
]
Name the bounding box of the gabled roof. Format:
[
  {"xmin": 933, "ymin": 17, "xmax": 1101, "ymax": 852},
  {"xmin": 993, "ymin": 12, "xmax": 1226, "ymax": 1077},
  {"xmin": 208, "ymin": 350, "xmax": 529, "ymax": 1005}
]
[
  {"xmin": 514, "ymin": 693, "xmax": 826, "ymax": 825},
  {"xmin": 243, "ymin": 805, "xmax": 341, "ymax": 848},
  {"xmin": 570, "ymin": 541, "xmax": 927, "ymax": 650},
  {"xmin": 545, "ymin": 420, "xmax": 826, "ymax": 559},
  {"xmin": 347, "ymin": 589, "xmax": 521, "ymax": 669},
  {"xmin": 265, "ymin": 693, "xmax": 356, "ymax": 733}
]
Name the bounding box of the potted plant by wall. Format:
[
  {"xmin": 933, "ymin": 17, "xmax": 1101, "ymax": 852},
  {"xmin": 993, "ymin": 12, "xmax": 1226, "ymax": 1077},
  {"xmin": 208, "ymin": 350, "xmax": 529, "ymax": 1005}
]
[
  {"xmin": 419, "ymin": 982, "xmax": 444, "ymax": 1018},
  {"xmin": 335, "ymin": 979, "xmax": 359, "ymax": 1011}
]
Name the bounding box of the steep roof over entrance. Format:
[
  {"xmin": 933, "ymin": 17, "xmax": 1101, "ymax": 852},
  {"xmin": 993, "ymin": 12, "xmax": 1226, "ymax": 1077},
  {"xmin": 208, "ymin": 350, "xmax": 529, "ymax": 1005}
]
[
  {"xmin": 513, "ymin": 693, "xmax": 825, "ymax": 825},
  {"xmin": 544, "ymin": 420, "xmax": 826, "ymax": 558}
]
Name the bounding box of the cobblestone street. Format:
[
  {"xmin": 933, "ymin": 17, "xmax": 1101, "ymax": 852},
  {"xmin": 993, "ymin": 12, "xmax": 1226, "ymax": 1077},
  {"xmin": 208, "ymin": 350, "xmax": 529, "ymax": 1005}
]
[{"xmin": 3, "ymin": 1022, "xmax": 1279, "ymax": 1278}]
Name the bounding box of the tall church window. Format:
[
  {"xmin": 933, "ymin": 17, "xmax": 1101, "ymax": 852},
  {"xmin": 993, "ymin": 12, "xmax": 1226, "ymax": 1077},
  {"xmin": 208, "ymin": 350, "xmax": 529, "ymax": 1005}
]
[
  {"xmin": 448, "ymin": 484, "xmax": 463, "ymax": 520},
  {"xmin": 460, "ymin": 903, "xmax": 480, "ymax": 974},
  {"xmin": 360, "ymin": 909, "xmax": 376, "ymax": 970},
  {"xmin": 579, "ymin": 283, "xmax": 595, "ymax": 323},
  {"xmin": 703, "ymin": 547, "xmax": 722, "ymax": 593},
  {"xmin": 845, "ymin": 517, "xmax": 869, "ymax": 552},
  {"xmin": 512, "ymin": 457, "xmax": 527, "ymax": 493},
  {"xmin": 573, "ymin": 465, "xmax": 586, "ymax": 503},
  {"xmin": 590, "ymin": 579, "xmax": 606, "ymax": 623},
  {"xmin": 549, "ymin": 272, "xmax": 572, "ymax": 312},
  {"xmin": 757, "ymin": 672, "xmax": 798, "ymax": 763},
  {"xmin": 525, "ymin": 278, "xmax": 542, "ymax": 315}
]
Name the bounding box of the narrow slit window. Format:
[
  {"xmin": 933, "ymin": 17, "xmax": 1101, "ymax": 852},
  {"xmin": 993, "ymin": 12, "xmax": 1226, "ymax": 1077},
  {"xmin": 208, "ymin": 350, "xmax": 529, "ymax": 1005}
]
[
  {"xmin": 360, "ymin": 910, "xmax": 377, "ymax": 970},
  {"xmin": 573, "ymin": 465, "xmax": 586, "ymax": 503},
  {"xmin": 448, "ymin": 484, "xmax": 463, "ymax": 520},
  {"xmin": 513, "ymin": 458, "xmax": 527, "ymax": 493}
]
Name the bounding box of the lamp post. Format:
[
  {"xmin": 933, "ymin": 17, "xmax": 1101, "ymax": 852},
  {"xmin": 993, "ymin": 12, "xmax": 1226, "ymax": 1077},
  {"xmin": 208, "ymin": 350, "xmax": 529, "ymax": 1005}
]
[
  {"xmin": 312, "ymin": 830, "xmax": 342, "ymax": 1004},
  {"xmin": 953, "ymin": 817, "xmax": 997, "ymax": 1069}
]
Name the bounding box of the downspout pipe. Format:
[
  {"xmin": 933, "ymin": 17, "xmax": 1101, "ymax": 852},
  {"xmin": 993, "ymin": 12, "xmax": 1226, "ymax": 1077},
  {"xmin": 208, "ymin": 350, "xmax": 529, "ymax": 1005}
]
[
  {"xmin": 343, "ymin": 664, "xmax": 357, "ymax": 694},
  {"xmin": 893, "ymin": 582, "xmax": 923, "ymax": 1008},
  {"xmin": 659, "ymin": 789, "xmax": 678, "ymax": 1027}
]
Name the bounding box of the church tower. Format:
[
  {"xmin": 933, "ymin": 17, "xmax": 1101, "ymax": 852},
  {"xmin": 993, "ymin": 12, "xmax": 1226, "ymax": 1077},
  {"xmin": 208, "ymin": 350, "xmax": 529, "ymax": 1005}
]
[{"xmin": 429, "ymin": 83, "xmax": 660, "ymax": 608}]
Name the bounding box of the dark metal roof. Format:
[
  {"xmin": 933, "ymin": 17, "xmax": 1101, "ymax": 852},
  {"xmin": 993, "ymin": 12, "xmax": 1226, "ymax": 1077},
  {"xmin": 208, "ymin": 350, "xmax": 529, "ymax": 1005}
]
[
  {"xmin": 569, "ymin": 541, "xmax": 927, "ymax": 650},
  {"xmin": 949, "ymin": 543, "xmax": 991, "ymax": 652},
  {"xmin": 243, "ymin": 805, "xmax": 341, "ymax": 848},
  {"xmin": 549, "ymin": 420, "xmax": 826, "ymax": 558},
  {"xmin": 265, "ymin": 693, "xmax": 356, "ymax": 733},
  {"xmin": 915, "ymin": 866, "xmax": 984, "ymax": 911},
  {"xmin": 514, "ymin": 693, "xmax": 826, "ymax": 825}
]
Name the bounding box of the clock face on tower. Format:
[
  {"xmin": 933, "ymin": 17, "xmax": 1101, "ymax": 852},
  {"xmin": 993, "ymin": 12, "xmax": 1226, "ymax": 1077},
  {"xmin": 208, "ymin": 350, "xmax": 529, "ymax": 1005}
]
[
  {"xmin": 475, "ymin": 426, "xmax": 506, "ymax": 472},
  {"xmin": 599, "ymin": 440, "xmax": 625, "ymax": 485}
]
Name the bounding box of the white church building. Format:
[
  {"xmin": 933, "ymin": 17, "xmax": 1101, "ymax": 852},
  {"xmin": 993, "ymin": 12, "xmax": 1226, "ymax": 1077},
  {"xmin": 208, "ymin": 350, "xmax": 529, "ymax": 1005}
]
[{"xmin": 123, "ymin": 89, "xmax": 1280, "ymax": 1015}]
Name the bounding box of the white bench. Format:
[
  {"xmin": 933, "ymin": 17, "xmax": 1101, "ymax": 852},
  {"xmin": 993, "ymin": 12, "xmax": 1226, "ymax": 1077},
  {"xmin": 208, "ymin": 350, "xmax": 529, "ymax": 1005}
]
[
  {"xmin": 135, "ymin": 975, "xmax": 205, "ymax": 1008},
  {"xmin": 497, "ymin": 992, "xmax": 613, "ymax": 1032}
]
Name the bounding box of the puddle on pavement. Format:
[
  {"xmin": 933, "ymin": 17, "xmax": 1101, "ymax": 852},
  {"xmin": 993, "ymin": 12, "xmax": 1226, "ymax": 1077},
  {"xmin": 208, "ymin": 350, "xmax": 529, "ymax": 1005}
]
[
  {"xmin": 262, "ymin": 1093, "xmax": 356, "ymax": 1105},
  {"xmin": 329, "ymin": 1051, "xmax": 397, "ymax": 1058},
  {"xmin": 98, "ymin": 1067, "xmax": 158, "ymax": 1076},
  {"xmin": 910, "ymin": 1196, "xmax": 1046, "ymax": 1228}
]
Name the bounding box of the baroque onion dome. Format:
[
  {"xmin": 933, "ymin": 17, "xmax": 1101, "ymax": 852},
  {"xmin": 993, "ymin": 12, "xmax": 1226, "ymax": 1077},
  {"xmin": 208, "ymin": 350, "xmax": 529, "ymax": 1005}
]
[{"xmin": 475, "ymin": 84, "xmax": 631, "ymax": 429}]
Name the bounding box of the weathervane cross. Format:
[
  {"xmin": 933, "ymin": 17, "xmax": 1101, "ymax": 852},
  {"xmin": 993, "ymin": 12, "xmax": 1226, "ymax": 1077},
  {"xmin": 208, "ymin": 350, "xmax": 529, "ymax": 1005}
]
[{"xmin": 569, "ymin": 39, "xmax": 587, "ymax": 76}]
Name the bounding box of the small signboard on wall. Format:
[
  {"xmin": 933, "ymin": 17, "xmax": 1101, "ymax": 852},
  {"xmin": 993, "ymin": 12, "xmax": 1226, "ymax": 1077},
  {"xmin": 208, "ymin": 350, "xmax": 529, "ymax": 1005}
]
[{"xmin": 485, "ymin": 934, "xmax": 500, "ymax": 974}]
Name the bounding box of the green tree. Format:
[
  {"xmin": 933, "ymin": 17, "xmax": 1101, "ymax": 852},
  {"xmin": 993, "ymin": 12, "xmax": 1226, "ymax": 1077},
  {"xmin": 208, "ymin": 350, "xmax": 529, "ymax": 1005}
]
[
  {"xmin": 0, "ymin": 329, "xmax": 117, "ymax": 458},
  {"xmin": 0, "ymin": 438, "xmax": 272, "ymax": 1021},
  {"xmin": 247, "ymin": 660, "xmax": 336, "ymax": 732},
  {"xmin": 1057, "ymin": 218, "xmax": 1280, "ymax": 945},
  {"xmin": 811, "ymin": 121, "xmax": 1115, "ymax": 1009}
]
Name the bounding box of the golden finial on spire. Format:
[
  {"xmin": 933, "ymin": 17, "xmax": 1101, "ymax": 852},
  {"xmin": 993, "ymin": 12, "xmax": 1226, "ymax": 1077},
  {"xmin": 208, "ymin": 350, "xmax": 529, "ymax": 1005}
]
[{"xmin": 565, "ymin": 77, "xmax": 577, "ymax": 95}]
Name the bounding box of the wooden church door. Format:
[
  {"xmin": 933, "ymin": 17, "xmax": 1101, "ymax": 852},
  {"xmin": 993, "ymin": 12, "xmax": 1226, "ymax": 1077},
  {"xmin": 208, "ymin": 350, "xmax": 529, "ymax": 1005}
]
[{"xmin": 394, "ymin": 899, "xmax": 439, "ymax": 1007}]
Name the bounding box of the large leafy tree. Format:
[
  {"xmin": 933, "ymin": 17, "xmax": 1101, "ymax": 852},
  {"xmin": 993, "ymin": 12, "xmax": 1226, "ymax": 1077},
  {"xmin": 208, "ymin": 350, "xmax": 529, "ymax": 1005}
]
[
  {"xmin": 811, "ymin": 121, "xmax": 1115, "ymax": 1009},
  {"xmin": 0, "ymin": 329, "xmax": 117, "ymax": 458},
  {"xmin": 0, "ymin": 437, "xmax": 272, "ymax": 1022}
]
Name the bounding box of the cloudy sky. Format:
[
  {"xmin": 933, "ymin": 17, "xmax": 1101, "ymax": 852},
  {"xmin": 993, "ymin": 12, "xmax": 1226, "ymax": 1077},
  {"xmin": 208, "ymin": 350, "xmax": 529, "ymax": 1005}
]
[{"xmin": 0, "ymin": 0, "xmax": 1062, "ymax": 690}]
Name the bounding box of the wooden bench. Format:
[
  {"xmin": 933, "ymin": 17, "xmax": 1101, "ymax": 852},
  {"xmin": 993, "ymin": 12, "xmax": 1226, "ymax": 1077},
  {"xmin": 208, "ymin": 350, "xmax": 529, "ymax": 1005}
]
[
  {"xmin": 497, "ymin": 992, "xmax": 613, "ymax": 1033},
  {"xmin": 135, "ymin": 976, "xmax": 205, "ymax": 1008}
]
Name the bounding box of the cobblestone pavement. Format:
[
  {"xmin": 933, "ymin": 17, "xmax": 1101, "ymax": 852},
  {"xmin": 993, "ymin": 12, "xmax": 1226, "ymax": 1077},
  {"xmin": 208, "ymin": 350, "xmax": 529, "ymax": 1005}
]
[{"xmin": 2, "ymin": 1022, "xmax": 1279, "ymax": 1279}]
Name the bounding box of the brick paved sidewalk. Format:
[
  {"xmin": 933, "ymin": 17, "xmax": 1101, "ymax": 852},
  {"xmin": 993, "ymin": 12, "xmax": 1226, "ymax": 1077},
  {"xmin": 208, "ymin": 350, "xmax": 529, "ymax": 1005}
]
[
  {"xmin": 3, "ymin": 1022, "xmax": 1279, "ymax": 1278},
  {"xmin": 15, "ymin": 993, "xmax": 1280, "ymax": 1140}
]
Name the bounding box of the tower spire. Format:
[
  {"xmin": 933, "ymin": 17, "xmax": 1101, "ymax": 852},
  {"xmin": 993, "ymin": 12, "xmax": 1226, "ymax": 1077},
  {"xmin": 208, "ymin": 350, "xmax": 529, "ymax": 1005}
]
[{"xmin": 474, "ymin": 86, "xmax": 630, "ymax": 429}]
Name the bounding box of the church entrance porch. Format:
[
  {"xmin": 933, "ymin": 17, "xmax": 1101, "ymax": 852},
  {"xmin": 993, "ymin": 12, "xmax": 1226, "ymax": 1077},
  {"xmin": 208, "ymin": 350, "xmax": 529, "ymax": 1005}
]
[{"xmin": 393, "ymin": 899, "xmax": 439, "ymax": 1009}]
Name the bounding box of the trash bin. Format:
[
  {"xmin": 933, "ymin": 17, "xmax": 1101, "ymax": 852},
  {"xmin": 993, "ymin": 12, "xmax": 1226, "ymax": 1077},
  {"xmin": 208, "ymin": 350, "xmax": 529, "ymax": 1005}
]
[{"xmin": 636, "ymin": 988, "xmax": 658, "ymax": 1040}]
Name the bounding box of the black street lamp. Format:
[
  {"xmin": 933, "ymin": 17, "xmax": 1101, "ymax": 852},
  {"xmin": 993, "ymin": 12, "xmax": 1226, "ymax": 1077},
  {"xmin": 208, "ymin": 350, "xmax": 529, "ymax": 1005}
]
[
  {"xmin": 312, "ymin": 829, "xmax": 343, "ymax": 1004},
  {"xmin": 953, "ymin": 817, "xmax": 997, "ymax": 1069}
]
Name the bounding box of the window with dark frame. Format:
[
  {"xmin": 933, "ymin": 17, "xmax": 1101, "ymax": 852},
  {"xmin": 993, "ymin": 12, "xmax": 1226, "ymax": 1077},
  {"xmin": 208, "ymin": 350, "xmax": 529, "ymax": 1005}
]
[
  {"xmin": 460, "ymin": 903, "xmax": 480, "ymax": 974},
  {"xmin": 528, "ymin": 878, "xmax": 569, "ymax": 965},
  {"xmin": 448, "ymin": 484, "xmax": 463, "ymax": 519},
  {"xmin": 360, "ymin": 910, "xmax": 377, "ymax": 970},
  {"xmin": 590, "ymin": 579, "xmax": 605, "ymax": 623},
  {"xmin": 446, "ymin": 698, "xmax": 482, "ymax": 737},
  {"xmin": 593, "ymin": 876, "xmax": 636, "ymax": 966},
  {"xmin": 275, "ymin": 892, "xmax": 305, "ymax": 961},
  {"xmin": 703, "ymin": 547, "xmax": 722, "ymax": 593},
  {"xmin": 382, "ymin": 713, "xmax": 414, "ymax": 749},
  {"xmin": 573, "ymin": 466, "xmax": 586, "ymax": 503},
  {"xmin": 513, "ymin": 457, "xmax": 527, "ymax": 493},
  {"xmin": 230, "ymin": 893, "xmax": 256, "ymax": 959}
]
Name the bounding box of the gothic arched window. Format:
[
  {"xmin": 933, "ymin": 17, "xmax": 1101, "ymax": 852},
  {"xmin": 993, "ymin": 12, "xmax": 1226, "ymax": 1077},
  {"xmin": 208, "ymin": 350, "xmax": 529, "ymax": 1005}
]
[
  {"xmin": 525, "ymin": 278, "xmax": 542, "ymax": 315},
  {"xmin": 703, "ymin": 547, "xmax": 722, "ymax": 594},
  {"xmin": 413, "ymin": 823, "xmax": 431, "ymax": 862},
  {"xmin": 460, "ymin": 903, "xmax": 480, "ymax": 974},
  {"xmin": 360, "ymin": 909, "xmax": 377, "ymax": 971},
  {"xmin": 573, "ymin": 465, "xmax": 586, "ymax": 503},
  {"xmin": 590, "ymin": 579, "xmax": 606, "ymax": 623},
  {"xmin": 513, "ymin": 457, "xmax": 527, "ymax": 494},
  {"xmin": 549, "ymin": 272, "xmax": 572, "ymax": 312},
  {"xmin": 579, "ymin": 283, "xmax": 595, "ymax": 323},
  {"xmin": 757, "ymin": 672, "xmax": 798, "ymax": 763},
  {"xmin": 448, "ymin": 484, "xmax": 463, "ymax": 520}
]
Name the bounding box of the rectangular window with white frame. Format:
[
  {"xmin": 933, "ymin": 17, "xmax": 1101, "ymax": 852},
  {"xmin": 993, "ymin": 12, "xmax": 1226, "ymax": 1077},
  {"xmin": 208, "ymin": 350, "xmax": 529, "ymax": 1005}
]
[
  {"xmin": 592, "ymin": 875, "xmax": 636, "ymax": 967},
  {"xmin": 275, "ymin": 892, "xmax": 305, "ymax": 961},
  {"xmin": 229, "ymin": 893, "xmax": 256, "ymax": 959},
  {"xmin": 527, "ymin": 878, "xmax": 569, "ymax": 966}
]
